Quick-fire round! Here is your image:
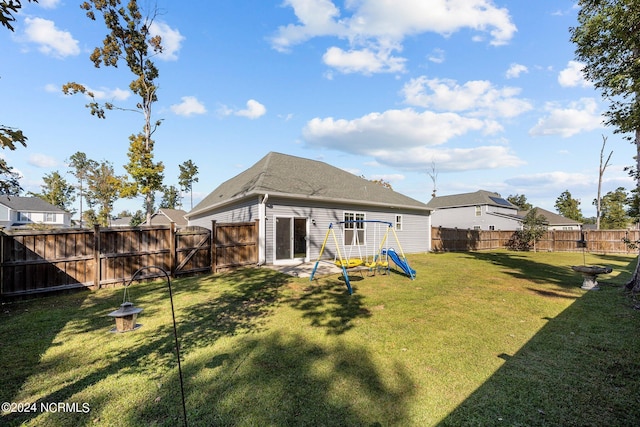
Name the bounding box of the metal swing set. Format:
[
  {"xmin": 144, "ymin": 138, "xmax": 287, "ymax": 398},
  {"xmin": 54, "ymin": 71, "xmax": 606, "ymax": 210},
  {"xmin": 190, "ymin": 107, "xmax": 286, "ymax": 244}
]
[{"xmin": 309, "ymin": 220, "xmax": 416, "ymax": 294}]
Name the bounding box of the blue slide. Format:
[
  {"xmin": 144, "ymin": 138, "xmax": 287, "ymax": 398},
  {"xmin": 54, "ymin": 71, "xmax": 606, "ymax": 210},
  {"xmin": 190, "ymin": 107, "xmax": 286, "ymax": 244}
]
[{"xmin": 383, "ymin": 249, "xmax": 416, "ymax": 279}]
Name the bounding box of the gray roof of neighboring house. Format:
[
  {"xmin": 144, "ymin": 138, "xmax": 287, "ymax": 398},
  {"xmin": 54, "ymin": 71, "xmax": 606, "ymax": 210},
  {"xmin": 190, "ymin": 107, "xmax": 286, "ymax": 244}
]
[
  {"xmin": 426, "ymin": 190, "xmax": 517, "ymax": 210},
  {"xmin": 519, "ymin": 207, "xmax": 582, "ymax": 226},
  {"xmin": 143, "ymin": 208, "xmax": 188, "ymax": 226},
  {"xmin": 110, "ymin": 216, "xmax": 133, "ymax": 227},
  {"xmin": 188, "ymin": 152, "xmax": 430, "ymax": 217},
  {"xmin": 156, "ymin": 208, "xmax": 188, "ymax": 225},
  {"xmin": 0, "ymin": 196, "xmax": 67, "ymax": 213}
]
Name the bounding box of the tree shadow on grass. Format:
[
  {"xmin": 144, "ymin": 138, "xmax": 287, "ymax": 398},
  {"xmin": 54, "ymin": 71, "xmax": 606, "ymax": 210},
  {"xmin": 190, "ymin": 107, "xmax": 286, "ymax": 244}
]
[
  {"xmin": 1, "ymin": 268, "xmax": 290, "ymax": 426},
  {"xmin": 2, "ymin": 267, "xmax": 385, "ymax": 425},
  {"xmin": 0, "ymin": 290, "xmax": 91, "ymax": 410},
  {"xmin": 437, "ymin": 282, "xmax": 640, "ymax": 426},
  {"xmin": 132, "ymin": 332, "xmax": 416, "ymax": 426},
  {"xmin": 465, "ymin": 251, "xmax": 635, "ymax": 289},
  {"xmin": 285, "ymin": 277, "xmax": 372, "ymax": 335}
]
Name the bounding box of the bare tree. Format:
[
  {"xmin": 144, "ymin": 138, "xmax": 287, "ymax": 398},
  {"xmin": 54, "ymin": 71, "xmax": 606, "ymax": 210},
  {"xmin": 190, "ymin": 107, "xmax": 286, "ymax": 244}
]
[
  {"xmin": 596, "ymin": 135, "xmax": 613, "ymax": 230},
  {"xmin": 427, "ymin": 161, "xmax": 438, "ymax": 199}
]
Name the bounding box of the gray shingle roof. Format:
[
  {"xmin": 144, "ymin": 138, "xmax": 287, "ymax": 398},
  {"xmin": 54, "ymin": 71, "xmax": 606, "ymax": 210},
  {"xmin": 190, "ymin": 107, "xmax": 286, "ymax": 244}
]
[
  {"xmin": 519, "ymin": 207, "xmax": 582, "ymax": 226},
  {"xmin": 189, "ymin": 152, "xmax": 429, "ymax": 216},
  {"xmin": 426, "ymin": 190, "xmax": 516, "ymax": 209},
  {"xmin": 0, "ymin": 196, "xmax": 67, "ymax": 213}
]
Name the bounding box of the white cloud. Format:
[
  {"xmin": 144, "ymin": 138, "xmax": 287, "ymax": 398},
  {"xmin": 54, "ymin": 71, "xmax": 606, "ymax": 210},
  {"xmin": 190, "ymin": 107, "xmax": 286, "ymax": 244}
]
[
  {"xmin": 236, "ymin": 99, "xmax": 267, "ymax": 119},
  {"xmin": 38, "ymin": 0, "xmax": 61, "ymax": 8},
  {"xmin": 23, "ymin": 17, "xmax": 79, "ymax": 58},
  {"xmin": 271, "ymin": 0, "xmax": 516, "ymax": 75},
  {"xmin": 271, "ymin": 0, "xmax": 345, "ymax": 52},
  {"xmin": 322, "ymin": 45, "xmax": 406, "ymax": 75},
  {"xmin": 428, "ymin": 48, "xmax": 445, "ymax": 64},
  {"xmin": 401, "ymin": 76, "xmax": 532, "ymax": 118},
  {"xmin": 370, "ymin": 173, "xmax": 405, "ymax": 183},
  {"xmin": 219, "ymin": 100, "xmax": 267, "ymax": 119},
  {"xmin": 303, "ymin": 108, "xmax": 492, "ymax": 151},
  {"xmin": 170, "ymin": 96, "xmax": 207, "ymax": 116},
  {"xmin": 382, "ymin": 146, "xmax": 524, "ymax": 172},
  {"xmin": 529, "ymin": 98, "xmax": 604, "ymax": 137},
  {"xmin": 506, "ymin": 171, "xmax": 595, "ymax": 189},
  {"xmin": 149, "ymin": 21, "xmax": 185, "ymax": 61},
  {"xmin": 558, "ymin": 60, "xmax": 591, "ymax": 88},
  {"xmin": 82, "ymin": 85, "xmax": 130, "ymax": 101},
  {"xmin": 506, "ymin": 63, "xmax": 528, "ymax": 79},
  {"xmin": 28, "ymin": 153, "xmax": 58, "ymax": 168}
]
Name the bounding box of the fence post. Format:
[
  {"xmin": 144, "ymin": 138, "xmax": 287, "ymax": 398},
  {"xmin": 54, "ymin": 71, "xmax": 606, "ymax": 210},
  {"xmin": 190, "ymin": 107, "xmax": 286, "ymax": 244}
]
[
  {"xmin": 170, "ymin": 222, "xmax": 176, "ymax": 277},
  {"xmin": 211, "ymin": 220, "xmax": 217, "ymax": 273},
  {"xmin": 93, "ymin": 224, "xmax": 101, "ymax": 289},
  {"xmin": 254, "ymin": 219, "xmax": 259, "ymax": 264}
]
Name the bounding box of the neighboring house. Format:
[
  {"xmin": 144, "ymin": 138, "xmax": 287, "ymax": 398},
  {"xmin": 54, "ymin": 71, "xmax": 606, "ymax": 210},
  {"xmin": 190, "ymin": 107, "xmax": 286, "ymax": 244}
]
[
  {"xmin": 520, "ymin": 207, "xmax": 582, "ymax": 230},
  {"xmin": 110, "ymin": 216, "xmax": 133, "ymax": 227},
  {"xmin": 426, "ymin": 190, "xmax": 521, "ymax": 230},
  {"xmin": 185, "ymin": 152, "xmax": 432, "ymax": 265},
  {"xmin": 0, "ymin": 196, "xmax": 71, "ymax": 229},
  {"xmin": 144, "ymin": 208, "xmax": 188, "ymax": 227}
]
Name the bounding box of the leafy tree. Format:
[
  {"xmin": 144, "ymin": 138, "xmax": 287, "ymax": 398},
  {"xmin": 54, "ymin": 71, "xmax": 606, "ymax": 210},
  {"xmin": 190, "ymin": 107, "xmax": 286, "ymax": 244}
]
[
  {"xmin": 85, "ymin": 160, "xmax": 123, "ymax": 226},
  {"xmin": 67, "ymin": 151, "xmax": 97, "ymax": 226},
  {"xmin": 121, "ymin": 133, "xmax": 164, "ymax": 223},
  {"xmin": 520, "ymin": 208, "xmax": 548, "ymax": 252},
  {"xmin": 178, "ymin": 160, "xmax": 199, "ymax": 210},
  {"xmin": 160, "ymin": 184, "xmax": 181, "ymax": 209},
  {"xmin": 27, "ymin": 171, "xmax": 76, "ymax": 212},
  {"xmin": 554, "ymin": 190, "xmax": 583, "ymax": 221},
  {"xmin": 571, "ymin": 1, "xmax": 640, "ymax": 289},
  {"xmin": 130, "ymin": 209, "xmax": 145, "ymax": 226},
  {"xmin": 63, "ymin": 0, "xmax": 164, "ymax": 225},
  {"xmin": 507, "ymin": 209, "xmax": 548, "ymax": 251},
  {"xmin": 360, "ymin": 175, "xmax": 393, "ymax": 190},
  {"xmin": 597, "ymin": 187, "xmax": 629, "ymax": 229},
  {"xmin": 0, "ymin": 0, "xmax": 36, "ymax": 31},
  {"xmin": 82, "ymin": 208, "xmax": 98, "ymax": 228},
  {"xmin": 507, "ymin": 194, "xmax": 533, "ymax": 211},
  {"xmin": 0, "ymin": 145, "xmax": 22, "ymax": 195}
]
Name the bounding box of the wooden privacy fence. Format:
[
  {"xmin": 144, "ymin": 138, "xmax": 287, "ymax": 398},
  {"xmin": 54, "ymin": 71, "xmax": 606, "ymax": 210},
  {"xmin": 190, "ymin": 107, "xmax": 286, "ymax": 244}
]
[
  {"xmin": 432, "ymin": 227, "xmax": 640, "ymax": 254},
  {"xmin": 1, "ymin": 221, "xmax": 259, "ymax": 298}
]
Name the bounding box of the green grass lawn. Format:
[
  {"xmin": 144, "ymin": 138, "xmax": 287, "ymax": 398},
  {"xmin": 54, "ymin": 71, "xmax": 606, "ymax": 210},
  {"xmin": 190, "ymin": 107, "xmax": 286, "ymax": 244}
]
[{"xmin": 2, "ymin": 250, "xmax": 640, "ymax": 426}]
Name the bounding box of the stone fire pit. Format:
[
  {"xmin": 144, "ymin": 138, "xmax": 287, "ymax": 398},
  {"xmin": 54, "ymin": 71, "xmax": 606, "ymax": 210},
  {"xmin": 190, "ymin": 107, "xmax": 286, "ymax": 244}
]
[{"xmin": 571, "ymin": 265, "xmax": 612, "ymax": 290}]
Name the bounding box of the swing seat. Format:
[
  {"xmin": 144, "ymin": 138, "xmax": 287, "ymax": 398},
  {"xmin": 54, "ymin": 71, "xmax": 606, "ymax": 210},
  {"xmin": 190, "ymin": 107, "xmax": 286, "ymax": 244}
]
[
  {"xmin": 366, "ymin": 260, "xmax": 389, "ymax": 275},
  {"xmin": 335, "ymin": 258, "xmax": 364, "ymax": 268}
]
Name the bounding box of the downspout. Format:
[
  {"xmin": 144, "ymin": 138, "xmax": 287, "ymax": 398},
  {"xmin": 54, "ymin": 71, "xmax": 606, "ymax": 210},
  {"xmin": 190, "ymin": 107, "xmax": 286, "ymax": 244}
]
[{"xmin": 258, "ymin": 194, "xmax": 268, "ymax": 265}]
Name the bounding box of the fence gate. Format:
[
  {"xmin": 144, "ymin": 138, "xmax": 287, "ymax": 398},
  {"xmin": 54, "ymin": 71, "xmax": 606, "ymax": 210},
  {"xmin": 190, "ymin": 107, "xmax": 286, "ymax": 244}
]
[{"xmin": 174, "ymin": 226, "xmax": 212, "ymax": 276}]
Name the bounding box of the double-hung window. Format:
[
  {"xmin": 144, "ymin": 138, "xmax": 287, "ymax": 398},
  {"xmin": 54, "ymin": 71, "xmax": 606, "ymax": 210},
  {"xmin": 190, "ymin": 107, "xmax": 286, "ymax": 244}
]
[
  {"xmin": 344, "ymin": 212, "xmax": 365, "ymax": 245},
  {"xmin": 395, "ymin": 215, "xmax": 403, "ymax": 231}
]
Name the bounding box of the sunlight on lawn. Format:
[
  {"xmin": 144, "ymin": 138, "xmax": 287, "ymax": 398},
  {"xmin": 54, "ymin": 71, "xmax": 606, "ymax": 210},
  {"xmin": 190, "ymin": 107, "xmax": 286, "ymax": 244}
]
[{"xmin": 1, "ymin": 251, "xmax": 638, "ymax": 426}]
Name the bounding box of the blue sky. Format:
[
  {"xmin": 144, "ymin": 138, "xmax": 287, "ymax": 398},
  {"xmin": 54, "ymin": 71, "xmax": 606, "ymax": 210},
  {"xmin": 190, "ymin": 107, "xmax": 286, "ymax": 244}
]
[{"xmin": 1, "ymin": 0, "xmax": 634, "ymax": 218}]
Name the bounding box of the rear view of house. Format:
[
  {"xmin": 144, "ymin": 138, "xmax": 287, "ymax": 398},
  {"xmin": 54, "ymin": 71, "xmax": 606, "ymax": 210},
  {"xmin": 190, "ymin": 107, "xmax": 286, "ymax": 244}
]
[{"xmin": 185, "ymin": 152, "xmax": 432, "ymax": 265}]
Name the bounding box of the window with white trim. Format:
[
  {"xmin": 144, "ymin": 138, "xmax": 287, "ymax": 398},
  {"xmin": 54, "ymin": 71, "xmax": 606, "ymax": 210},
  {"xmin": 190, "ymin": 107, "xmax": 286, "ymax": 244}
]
[
  {"xmin": 395, "ymin": 215, "xmax": 403, "ymax": 231},
  {"xmin": 475, "ymin": 205, "xmax": 482, "ymax": 216},
  {"xmin": 344, "ymin": 212, "xmax": 365, "ymax": 245},
  {"xmin": 45, "ymin": 213, "xmax": 55, "ymax": 222},
  {"xmin": 17, "ymin": 212, "xmax": 30, "ymax": 222}
]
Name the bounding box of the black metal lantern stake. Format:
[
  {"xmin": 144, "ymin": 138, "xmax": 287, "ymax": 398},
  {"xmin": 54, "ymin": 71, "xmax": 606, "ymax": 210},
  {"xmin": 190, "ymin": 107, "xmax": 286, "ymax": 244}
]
[{"xmin": 108, "ymin": 266, "xmax": 188, "ymax": 427}]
